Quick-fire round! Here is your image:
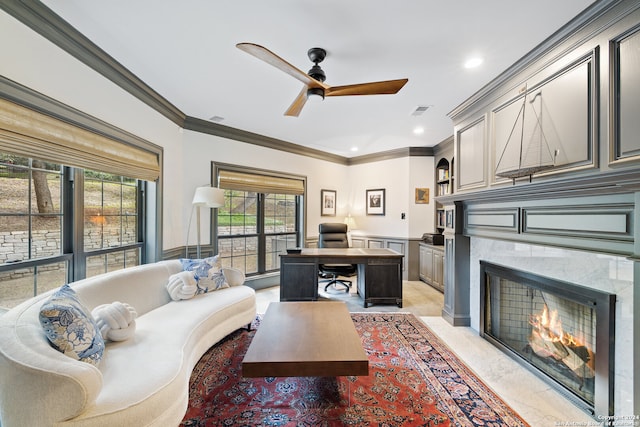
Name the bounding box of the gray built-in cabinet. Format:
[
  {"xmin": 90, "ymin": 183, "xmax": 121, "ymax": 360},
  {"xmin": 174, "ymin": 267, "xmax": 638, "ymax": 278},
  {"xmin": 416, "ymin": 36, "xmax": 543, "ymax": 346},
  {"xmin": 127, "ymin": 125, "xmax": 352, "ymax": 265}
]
[
  {"xmin": 418, "ymin": 243, "xmax": 444, "ymax": 292},
  {"xmin": 435, "ymin": 0, "xmax": 640, "ymax": 330}
]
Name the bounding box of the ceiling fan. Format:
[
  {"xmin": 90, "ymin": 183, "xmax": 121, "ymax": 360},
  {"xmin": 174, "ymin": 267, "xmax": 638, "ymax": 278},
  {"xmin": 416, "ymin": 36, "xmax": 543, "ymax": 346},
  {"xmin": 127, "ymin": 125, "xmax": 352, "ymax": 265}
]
[{"xmin": 236, "ymin": 43, "xmax": 408, "ymax": 117}]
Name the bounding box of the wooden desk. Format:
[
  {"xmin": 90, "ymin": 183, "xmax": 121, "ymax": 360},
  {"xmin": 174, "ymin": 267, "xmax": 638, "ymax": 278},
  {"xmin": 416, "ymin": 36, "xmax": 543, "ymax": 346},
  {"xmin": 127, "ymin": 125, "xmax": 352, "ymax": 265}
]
[
  {"xmin": 279, "ymin": 248, "xmax": 403, "ymax": 308},
  {"xmin": 242, "ymin": 302, "xmax": 369, "ymax": 377}
]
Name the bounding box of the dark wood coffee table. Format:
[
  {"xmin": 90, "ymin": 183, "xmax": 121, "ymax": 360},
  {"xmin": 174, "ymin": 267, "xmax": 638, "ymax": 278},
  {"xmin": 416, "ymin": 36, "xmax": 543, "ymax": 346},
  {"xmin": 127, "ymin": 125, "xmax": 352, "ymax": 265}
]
[{"xmin": 242, "ymin": 301, "xmax": 369, "ymax": 377}]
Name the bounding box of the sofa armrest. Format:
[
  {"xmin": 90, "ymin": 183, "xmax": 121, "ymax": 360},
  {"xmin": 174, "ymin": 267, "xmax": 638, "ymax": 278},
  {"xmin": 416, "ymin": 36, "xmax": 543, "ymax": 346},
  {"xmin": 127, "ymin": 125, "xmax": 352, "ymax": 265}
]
[
  {"xmin": 0, "ymin": 317, "xmax": 102, "ymax": 426},
  {"xmin": 222, "ymin": 267, "xmax": 246, "ymax": 287}
]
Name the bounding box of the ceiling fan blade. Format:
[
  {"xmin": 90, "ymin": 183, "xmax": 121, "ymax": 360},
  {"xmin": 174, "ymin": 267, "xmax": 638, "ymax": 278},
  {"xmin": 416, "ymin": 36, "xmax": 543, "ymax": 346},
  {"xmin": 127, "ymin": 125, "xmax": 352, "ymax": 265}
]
[
  {"xmin": 325, "ymin": 78, "xmax": 408, "ymax": 97},
  {"xmin": 284, "ymin": 87, "xmax": 309, "ymax": 117},
  {"xmin": 236, "ymin": 42, "xmax": 327, "ymax": 89}
]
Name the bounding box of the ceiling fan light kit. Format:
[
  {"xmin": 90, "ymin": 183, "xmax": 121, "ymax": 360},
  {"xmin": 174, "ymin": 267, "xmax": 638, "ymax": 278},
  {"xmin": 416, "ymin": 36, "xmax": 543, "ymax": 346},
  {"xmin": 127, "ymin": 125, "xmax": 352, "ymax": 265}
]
[
  {"xmin": 236, "ymin": 42, "xmax": 408, "ymax": 116},
  {"xmin": 307, "ymin": 87, "xmax": 325, "ymax": 100}
]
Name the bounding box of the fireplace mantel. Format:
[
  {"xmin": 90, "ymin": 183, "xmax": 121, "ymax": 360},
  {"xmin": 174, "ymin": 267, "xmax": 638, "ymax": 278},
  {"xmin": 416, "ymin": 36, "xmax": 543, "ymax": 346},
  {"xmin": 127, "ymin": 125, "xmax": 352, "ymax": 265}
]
[
  {"xmin": 436, "ymin": 169, "xmax": 639, "ymax": 259},
  {"xmin": 436, "ymin": 168, "xmax": 640, "ymax": 206}
]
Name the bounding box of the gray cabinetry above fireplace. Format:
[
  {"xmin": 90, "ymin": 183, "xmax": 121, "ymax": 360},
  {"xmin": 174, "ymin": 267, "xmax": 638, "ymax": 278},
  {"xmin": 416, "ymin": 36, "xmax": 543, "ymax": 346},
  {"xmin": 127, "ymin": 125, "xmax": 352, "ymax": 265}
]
[{"xmin": 436, "ymin": 1, "xmax": 640, "ymax": 417}]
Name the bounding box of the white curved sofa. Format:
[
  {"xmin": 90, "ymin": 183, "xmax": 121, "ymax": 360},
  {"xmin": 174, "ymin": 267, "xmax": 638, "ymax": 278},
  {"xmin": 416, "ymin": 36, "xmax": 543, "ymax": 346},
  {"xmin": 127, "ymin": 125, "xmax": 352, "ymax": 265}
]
[{"xmin": 0, "ymin": 260, "xmax": 256, "ymax": 426}]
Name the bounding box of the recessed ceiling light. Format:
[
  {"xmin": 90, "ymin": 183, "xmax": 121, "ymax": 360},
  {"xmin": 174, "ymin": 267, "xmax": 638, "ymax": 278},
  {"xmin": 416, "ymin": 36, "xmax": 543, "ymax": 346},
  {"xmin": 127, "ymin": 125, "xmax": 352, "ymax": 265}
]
[
  {"xmin": 209, "ymin": 115, "xmax": 224, "ymax": 122},
  {"xmin": 350, "ymin": 146, "xmax": 359, "ymax": 152},
  {"xmin": 464, "ymin": 57, "xmax": 483, "ymax": 69},
  {"xmin": 413, "ymin": 127, "xmax": 425, "ymax": 135}
]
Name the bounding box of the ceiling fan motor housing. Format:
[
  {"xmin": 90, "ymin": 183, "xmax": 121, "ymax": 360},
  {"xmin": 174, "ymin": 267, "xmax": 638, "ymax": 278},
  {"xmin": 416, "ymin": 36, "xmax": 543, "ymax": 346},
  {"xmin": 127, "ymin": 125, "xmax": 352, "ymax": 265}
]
[
  {"xmin": 307, "ymin": 47, "xmax": 327, "ymax": 82},
  {"xmin": 307, "ymin": 64, "xmax": 326, "ymax": 82},
  {"xmin": 307, "ymin": 47, "xmax": 326, "ymax": 64}
]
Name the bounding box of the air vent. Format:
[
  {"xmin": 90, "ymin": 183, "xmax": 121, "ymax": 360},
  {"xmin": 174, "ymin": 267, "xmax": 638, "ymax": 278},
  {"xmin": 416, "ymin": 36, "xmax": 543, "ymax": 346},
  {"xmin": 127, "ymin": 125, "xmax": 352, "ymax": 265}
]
[
  {"xmin": 209, "ymin": 115, "xmax": 224, "ymax": 123},
  {"xmin": 411, "ymin": 105, "xmax": 431, "ymax": 116}
]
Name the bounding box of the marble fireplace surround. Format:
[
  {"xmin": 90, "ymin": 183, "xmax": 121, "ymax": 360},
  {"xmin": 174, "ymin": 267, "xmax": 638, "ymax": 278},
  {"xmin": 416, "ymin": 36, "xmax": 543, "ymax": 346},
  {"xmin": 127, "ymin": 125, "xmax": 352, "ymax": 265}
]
[{"xmin": 469, "ymin": 237, "xmax": 634, "ymax": 416}]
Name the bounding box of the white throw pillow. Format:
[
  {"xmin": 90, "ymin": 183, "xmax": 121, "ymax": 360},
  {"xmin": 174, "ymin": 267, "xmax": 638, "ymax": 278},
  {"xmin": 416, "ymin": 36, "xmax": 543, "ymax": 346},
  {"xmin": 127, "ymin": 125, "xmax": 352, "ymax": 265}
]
[
  {"xmin": 92, "ymin": 301, "xmax": 138, "ymax": 342},
  {"xmin": 166, "ymin": 271, "xmax": 199, "ymax": 300},
  {"xmin": 222, "ymin": 267, "xmax": 246, "ymax": 287}
]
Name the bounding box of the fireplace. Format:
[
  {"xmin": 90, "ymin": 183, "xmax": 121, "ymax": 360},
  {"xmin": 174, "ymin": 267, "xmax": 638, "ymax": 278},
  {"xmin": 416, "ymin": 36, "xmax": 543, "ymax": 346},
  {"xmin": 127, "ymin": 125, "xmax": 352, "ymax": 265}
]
[{"xmin": 480, "ymin": 261, "xmax": 615, "ymax": 417}]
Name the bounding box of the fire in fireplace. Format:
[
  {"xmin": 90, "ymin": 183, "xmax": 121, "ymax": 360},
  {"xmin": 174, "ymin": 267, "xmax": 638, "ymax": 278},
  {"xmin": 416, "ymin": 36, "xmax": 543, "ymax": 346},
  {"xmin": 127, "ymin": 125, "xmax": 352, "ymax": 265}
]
[{"xmin": 479, "ymin": 261, "xmax": 615, "ymax": 418}]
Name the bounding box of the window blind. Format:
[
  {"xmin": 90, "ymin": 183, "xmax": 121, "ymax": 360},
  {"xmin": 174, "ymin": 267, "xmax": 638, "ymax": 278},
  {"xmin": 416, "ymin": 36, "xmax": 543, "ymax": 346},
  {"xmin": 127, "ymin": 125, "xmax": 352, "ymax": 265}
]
[
  {"xmin": 0, "ymin": 98, "xmax": 160, "ymax": 181},
  {"xmin": 218, "ymin": 169, "xmax": 304, "ymax": 195}
]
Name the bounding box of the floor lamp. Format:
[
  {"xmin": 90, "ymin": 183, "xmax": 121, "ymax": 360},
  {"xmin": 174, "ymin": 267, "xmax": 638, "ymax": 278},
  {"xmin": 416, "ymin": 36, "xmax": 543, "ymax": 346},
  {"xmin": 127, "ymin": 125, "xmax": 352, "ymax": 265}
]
[{"xmin": 191, "ymin": 186, "xmax": 225, "ymax": 259}]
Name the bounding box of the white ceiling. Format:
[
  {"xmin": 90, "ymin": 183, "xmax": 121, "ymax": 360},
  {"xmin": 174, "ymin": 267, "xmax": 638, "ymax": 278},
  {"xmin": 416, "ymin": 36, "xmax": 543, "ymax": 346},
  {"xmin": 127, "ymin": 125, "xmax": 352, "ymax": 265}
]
[{"xmin": 41, "ymin": 0, "xmax": 596, "ymax": 158}]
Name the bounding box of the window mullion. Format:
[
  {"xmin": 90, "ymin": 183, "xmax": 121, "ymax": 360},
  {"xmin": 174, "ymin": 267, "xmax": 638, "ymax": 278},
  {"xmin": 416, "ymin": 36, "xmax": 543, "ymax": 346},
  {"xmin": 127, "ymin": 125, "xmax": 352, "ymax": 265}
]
[
  {"xmin": 72, "ymin": 168, "xmax": 86, "ymax": 280},
  {"xmin": 257, "ymin": 193, "xmax": 266, "ymax": 273},
  {"xmin": 62, "ymin": 166, "xmax": 74, "ymax": 283}
]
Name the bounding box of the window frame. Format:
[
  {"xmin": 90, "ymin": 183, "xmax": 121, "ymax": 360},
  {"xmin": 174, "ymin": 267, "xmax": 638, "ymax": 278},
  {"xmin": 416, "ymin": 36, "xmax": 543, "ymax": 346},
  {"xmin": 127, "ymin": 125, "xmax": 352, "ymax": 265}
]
[
  {"xmin": 0, "ymin": 157, "xmax": 149, "ymax": 307},
  {"xmin": 212, "ymin": 162, "xmax": 306, "ymax": 277}
]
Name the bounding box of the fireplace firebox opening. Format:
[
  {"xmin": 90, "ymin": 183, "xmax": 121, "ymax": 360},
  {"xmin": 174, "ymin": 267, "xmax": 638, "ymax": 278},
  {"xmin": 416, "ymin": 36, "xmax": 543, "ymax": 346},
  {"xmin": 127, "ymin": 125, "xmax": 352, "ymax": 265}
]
[{"xmin": 479, "ymin": 261, "xmax": 615, "ymax": 418}]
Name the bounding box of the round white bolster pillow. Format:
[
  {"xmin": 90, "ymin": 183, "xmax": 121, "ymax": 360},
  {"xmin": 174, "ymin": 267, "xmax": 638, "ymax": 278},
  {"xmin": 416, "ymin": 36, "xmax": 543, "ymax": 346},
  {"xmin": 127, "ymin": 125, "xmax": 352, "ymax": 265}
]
[
  {"xmin": 92, "ymin": 301, "xmax": 137, "ymax": 342},
  {"xmin": 166, "ymin": 270, "xmax": 198, "ymax": 301}
]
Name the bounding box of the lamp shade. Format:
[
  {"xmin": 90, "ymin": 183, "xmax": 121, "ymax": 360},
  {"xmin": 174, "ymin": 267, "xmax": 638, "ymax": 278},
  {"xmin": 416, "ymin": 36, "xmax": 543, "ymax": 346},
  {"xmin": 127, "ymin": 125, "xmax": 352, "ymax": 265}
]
[
  {"xmin": 192, "ymin": 186, "xmax": 225, "ymax": 207},
  {"xmin": 344, "ymin": 214, "xmax": 358, "ymax": 230}
]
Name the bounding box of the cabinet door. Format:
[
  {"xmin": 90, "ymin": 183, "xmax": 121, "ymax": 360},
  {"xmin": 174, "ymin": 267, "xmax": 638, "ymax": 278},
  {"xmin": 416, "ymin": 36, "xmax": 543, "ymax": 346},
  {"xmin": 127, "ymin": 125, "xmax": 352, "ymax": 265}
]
[
  {"xmin": 422, "ymin": 246, "xmax": 434, "ymax": 283},
  {"xmin": 433, "ymin": 249, "xmax": 444, "ymax": 291},
  {"xmin": 419, "ymin": 245, "xmax": 428, "ymax": 279}
]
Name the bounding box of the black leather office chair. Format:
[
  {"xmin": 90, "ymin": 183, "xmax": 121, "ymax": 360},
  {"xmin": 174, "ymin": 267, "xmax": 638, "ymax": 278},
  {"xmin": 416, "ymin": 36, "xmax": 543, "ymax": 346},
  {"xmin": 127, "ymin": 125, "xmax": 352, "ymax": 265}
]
[{"xmin": 318, "ymin": 223, "xmax": 357, "ymax": 292}]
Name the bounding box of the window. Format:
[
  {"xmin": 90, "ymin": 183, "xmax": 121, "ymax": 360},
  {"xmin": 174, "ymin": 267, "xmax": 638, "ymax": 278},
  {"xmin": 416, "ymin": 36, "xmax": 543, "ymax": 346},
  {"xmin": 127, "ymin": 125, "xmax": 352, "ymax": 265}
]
[
  {"xmin": 0, "ymin": 155, "xmax": 68, "ymax": 307},
  {"xmin": 214, "ymin": 164, "xmax": 304, "ymax": 276},
  {"xmin": 0, "ymin": 154, "xmax": 146, "ymax": 308},
  {"xmin": 82, "ymin": 170, "xmax": 143, "ymax": 278}
]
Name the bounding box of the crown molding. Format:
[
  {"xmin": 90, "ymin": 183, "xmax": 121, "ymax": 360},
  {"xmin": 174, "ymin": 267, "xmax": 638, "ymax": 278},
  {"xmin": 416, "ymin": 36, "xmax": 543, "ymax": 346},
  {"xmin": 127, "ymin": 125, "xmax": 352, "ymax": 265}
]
[
  {"xmin": 347, "ymin": 146, "xmax": 433, "ymax": 165},
  {"xmin": 1, "ymin": 0, "xmax": 434, "ymax": 166},
  {"xmin": 183, "ymin": 116, "xmax": 349, "ymax": 165},
  {"xmin": 1, "ymin": 0, "xmax": 186, "ymax": 125},
  {"xmin": 448, "ymin": 0, "xmax": 625, "ymax": 121}
]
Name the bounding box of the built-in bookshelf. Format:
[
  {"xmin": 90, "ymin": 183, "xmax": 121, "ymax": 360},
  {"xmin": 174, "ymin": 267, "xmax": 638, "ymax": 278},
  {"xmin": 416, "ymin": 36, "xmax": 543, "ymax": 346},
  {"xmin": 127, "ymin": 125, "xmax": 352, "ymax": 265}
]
[{"xmin": 435, "ymin": 157, "xmax": 453, "ymax": 231}]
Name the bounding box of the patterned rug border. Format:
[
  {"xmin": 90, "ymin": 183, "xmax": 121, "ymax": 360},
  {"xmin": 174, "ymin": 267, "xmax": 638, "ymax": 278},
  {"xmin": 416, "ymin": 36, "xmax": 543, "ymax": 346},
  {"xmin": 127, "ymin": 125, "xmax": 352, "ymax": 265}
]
[
  {"xmin": 182, "ymin": 311, "xmax": 530, "ymax": 426},
  {"xmin": 351, "ymin": 312, "xmax": 530, "ymax": 426}
]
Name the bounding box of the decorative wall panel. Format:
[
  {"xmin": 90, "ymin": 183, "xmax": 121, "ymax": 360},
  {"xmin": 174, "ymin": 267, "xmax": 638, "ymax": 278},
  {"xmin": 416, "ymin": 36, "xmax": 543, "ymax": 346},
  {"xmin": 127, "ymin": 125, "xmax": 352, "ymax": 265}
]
[
  {"xmin": 611, "ymin": 25, "xmax": 640, "ymax": 163},
  {"xmin": 493, "ymin": 52, "xmax": 596, "ymax": 181},
  {"xmin": 457, "ymin": 118, "xmax": 486, "ymax": 191}
]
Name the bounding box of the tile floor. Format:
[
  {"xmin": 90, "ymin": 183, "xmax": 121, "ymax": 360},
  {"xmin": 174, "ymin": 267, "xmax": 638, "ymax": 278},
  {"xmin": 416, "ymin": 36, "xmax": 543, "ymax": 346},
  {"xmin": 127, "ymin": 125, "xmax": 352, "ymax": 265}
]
[{"xmin": 255, "ymin": 278, "xmax": 597, "ymax": 427}]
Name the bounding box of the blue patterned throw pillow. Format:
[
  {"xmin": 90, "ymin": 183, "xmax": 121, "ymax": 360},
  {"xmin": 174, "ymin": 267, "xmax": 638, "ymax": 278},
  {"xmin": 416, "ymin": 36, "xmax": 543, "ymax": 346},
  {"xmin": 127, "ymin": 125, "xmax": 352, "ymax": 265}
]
[
  {"xmin": 39, "ymin": 284, "xmax": 105, "ymax": 366},
  {"xmin": 180, "ymin": 256, "xmax": 229, "ymax": 292}
]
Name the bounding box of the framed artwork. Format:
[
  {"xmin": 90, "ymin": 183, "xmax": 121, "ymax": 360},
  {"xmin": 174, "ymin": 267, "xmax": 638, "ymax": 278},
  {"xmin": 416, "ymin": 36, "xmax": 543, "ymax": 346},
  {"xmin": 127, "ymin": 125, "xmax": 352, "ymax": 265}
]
[
  {"xmin": 415, "ymin": 187, "xmax": 429, "ymax": 204},
  {"xmin": 321, "ymin": 189, "xmax": 336, "ymax": 216},
  {"xmin": 366, "ymin": 188, "xmax": 385, "ymax": 215}
]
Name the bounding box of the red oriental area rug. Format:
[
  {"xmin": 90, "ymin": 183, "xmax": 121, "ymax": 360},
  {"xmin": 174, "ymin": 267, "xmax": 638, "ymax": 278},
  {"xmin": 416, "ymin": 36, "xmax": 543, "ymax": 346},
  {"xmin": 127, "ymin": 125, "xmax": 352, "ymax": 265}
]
[{"xmin": 181, "ymin": 312, "xmax": 529, "ymax": 426}]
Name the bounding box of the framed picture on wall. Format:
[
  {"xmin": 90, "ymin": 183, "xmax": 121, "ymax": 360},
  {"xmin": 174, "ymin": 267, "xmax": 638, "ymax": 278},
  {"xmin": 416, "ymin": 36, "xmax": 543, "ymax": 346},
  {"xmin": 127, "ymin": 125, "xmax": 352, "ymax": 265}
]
[
  {"xmin": 321, "ymin": 189, "xmax": 336, "ymax": 216},
  {"xmin": 366, "ymin": 188, "xmax": 385, "ymax": 215},
  {"xmin": 415, "ymin": 187, "xmax": 429, "ymax": 204}
]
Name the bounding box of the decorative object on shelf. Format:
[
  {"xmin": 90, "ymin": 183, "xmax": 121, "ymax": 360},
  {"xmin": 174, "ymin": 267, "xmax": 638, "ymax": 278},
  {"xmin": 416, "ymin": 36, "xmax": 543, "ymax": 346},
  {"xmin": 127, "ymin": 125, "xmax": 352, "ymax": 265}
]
[
  {"xmin": 320, "ymin": 189, "xmax": 336, "ymax": 216},
  {"xmin": 366, "ymin": 188, "xmax": 385, "ymax": 215},
  {"xmin": 495, "ymin": 85, "xmax": 558, "ymax": 183},
  {"xmin": 415, "ymin": 187, "xmax": 429, "ymax": 204},
  {"xmin": 189, "ymin": 186, "xmax": 225, "ymax": 258}
]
